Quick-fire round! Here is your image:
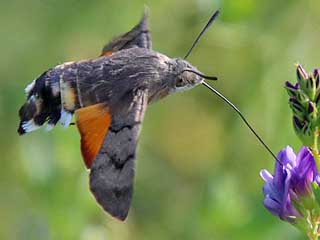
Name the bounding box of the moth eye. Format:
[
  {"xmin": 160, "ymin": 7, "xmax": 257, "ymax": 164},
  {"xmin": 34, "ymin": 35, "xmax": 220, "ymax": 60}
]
[{"xmin": 176, "ymin": 77, "xmax": 184, "ymax": 87}]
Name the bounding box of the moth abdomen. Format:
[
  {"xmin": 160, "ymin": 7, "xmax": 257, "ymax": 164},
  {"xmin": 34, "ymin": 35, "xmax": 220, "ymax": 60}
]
[{"xmin": 17, "ymin": 63, "xmax": 81, "ymax": 134}]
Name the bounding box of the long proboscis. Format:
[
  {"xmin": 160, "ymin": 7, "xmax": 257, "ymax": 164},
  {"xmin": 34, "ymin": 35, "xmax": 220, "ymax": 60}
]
[
  {"xmin": 184, "ymin": 10, "xmax": 220, "ymax": 60},
  {"xmin": 202, "ymin": 81, "xmax": 280, "ymax": 164},
  {"xmin": 182, "ymin": 69, "xmax": 218, "ymax": 81}
]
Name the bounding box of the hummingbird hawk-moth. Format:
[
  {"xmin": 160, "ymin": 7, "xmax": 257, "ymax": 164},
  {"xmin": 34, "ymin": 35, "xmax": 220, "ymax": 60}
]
[
  {"xmin": 18, "ymin": 10, "xmax": 219, "ymax": 220},
  {"xmin": 18, "ymin": 8, "xmax": 278, "ymax": 220}
]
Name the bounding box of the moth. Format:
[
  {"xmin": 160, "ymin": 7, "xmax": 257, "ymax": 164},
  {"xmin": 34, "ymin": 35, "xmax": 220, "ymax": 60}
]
[{"xmin": 18, "ymin": 9, "xmax": 275, "ymax": 220}]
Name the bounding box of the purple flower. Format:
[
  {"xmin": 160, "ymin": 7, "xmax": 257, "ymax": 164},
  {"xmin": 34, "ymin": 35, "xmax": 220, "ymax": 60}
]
[{"xmin": 260, "ymin": 146, "xmax": 317, "ymax": 222}]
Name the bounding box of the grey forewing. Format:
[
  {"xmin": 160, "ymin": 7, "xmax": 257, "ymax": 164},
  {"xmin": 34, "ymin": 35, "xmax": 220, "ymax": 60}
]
[
  {"xmin": 89, "ymin": 88, "xmax": 148, "ymax": 220},
  {"xmin": 101, "ymin": 10, "xmax": 151, "ymax": 53}
]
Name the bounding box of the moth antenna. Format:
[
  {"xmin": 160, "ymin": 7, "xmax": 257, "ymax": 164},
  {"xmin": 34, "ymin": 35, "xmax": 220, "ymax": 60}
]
[
  {"xmin": 184, "ymin": 10, "xmax": 220, "ymax": 60},
  {"xmin": 202, "ymin": 81, "xmax": 281, "ymax": 164}
]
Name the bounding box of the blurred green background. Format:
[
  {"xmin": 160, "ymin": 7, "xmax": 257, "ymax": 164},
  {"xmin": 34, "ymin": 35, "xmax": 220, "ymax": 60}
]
[{"xmin": 1, "ymin": 0, "xmax": 320, "ymax": 239}]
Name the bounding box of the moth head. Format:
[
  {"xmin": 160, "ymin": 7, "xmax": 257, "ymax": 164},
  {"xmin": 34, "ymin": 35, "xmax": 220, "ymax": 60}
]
[{"xmin": 169, "ymin": 59, "xmax": 217, "ymax": 93}]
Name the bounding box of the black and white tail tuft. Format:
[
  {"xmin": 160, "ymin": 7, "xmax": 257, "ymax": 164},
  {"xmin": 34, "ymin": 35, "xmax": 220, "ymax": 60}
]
[{"xmin": 17, "ymin": 69, "xmax": 70, "ymax": 135}]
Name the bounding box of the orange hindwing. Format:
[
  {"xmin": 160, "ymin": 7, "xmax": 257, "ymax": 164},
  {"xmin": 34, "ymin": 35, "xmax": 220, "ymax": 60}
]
[
  {"xmin": 75, "ymin": 104, "xmax": 112, "ymax": 169},
  {"xmin": 100, "ymin": 51, "xmax": 113, "ymax": 57}
]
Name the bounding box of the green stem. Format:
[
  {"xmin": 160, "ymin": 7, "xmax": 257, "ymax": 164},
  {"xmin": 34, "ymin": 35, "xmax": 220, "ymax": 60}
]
[
  {"xmin": 307, "ymin": 233, "xmax": 318, "ymax": 240},
  {"xmin": 311, "ymin": 127, "xmax": 320, "ymax": 171},
  {"xmin": 306, "ymin": 210, "xmax": 319, "ymax": 240},
  {"xmin": 309, "ymin": 128, "xmax": 320, "ymax": 239}
]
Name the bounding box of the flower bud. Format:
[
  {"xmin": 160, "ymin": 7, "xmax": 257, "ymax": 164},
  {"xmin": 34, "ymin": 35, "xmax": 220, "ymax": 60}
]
[
  {"xmin": 286, "ymin": 65, "xmax": 320, "ymax": 148},
  {"xmin": 314, "ymin": 69, "xmax": 319, "ymax": 88},
  {"xmin": 297, "ymin": 65, "xmax": 309, "ymax": 82},
  {"xmin": 285, "ymin": 81, "xmax": 300, "ymax": 98}
]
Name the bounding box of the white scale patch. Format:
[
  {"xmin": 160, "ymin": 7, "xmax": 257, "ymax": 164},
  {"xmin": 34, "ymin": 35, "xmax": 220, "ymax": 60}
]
[
  {"xmin": 45, "ymin": 123, "xmax": 55, "ymax": 132},
  {"xmin": 60, "ymin": 109, "xmax": 73, "ymax": 128},
  {"xmin": 22, "ymin": 112, "xmax": 72, "ymax": 132},
  {"xmin": 24, "ymin": 80, "xmax": 36, "ymax": 94},
  {"xmin": 50, "ymin": 81, "xmax": 60, "ymax": 97},
  {"xmin": 21, "ymin": 120, "xmax": 41, "ymax": 133}
]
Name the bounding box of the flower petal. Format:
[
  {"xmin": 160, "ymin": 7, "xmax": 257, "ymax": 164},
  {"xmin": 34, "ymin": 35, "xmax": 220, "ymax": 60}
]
[
  {"xmin": 264, "ymin": 196, "xmax": 281, "ymax": 216},
  {"xmin": 260, "ymin": 170, "xmax": 273, "ymax": 182}
]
